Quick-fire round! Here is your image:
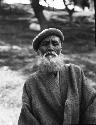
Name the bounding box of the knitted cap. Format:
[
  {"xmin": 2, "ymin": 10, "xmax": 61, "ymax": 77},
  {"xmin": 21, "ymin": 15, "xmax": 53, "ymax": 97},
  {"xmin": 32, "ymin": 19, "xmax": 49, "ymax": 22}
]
[{"xmin": 32, "ymin": 28, "xmax": 64, "ymax": 52}]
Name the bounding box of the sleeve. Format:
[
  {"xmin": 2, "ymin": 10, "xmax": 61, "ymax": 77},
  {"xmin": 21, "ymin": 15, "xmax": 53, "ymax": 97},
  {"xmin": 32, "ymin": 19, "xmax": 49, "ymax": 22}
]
[
  {"xmin": 79, "ymin": 69, "xmax": 96, "ymax": 124},
  {"xmin": 18, "ymin": 81, "xmax": 40, "ymax": 125}
]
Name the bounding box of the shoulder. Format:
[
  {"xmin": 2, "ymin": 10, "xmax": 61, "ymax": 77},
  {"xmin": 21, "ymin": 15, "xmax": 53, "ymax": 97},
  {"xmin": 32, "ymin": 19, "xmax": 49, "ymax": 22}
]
[
  {"xmin": 60, "ymin": 54, "xmax": 82, "ymax": 72},
  {"xmin": 22, "ymin": 71, "xmax": 40, "ymax": 93},
  {"xmin": 64, "ymin": 63, "xmax": 84, "ymax": 85},
  {"xmin": 65, "ymin": 63, "xmax": 82, "ymax": 74},
  {"xmin": 25, "ymin": 71, "xmax": 39, "ymax": 86}
]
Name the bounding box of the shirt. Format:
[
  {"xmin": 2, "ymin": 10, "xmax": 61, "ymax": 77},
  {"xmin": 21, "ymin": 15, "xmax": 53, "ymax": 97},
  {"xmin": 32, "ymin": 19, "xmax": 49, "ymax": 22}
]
[{"xmin": 18, "ymin": 64, "xmax": 96, "ymax": 125}]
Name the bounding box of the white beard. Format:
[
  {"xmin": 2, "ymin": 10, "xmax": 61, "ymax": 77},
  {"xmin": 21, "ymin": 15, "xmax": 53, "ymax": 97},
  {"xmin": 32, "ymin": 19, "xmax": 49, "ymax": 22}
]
[{"xmin": 36, "ymin": 54, "xmax": 65, "ymax": 73}]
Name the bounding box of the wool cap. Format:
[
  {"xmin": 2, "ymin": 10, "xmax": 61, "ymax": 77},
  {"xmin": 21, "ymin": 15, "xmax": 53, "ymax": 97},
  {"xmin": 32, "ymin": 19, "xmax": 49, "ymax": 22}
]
[{"xmin": 32, "ymin": 28, "xmax": 64, "ymax": 52}]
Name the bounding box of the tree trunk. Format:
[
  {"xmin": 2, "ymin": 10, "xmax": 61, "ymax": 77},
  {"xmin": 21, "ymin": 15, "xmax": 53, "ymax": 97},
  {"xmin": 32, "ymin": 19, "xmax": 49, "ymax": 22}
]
[
  {"xmin": 30, "ymin": 0, "xmax": 47, "ymax": 30},
  {"xmin": 63, "ymin": 0, "xmax": 74, "ymax": 24}
]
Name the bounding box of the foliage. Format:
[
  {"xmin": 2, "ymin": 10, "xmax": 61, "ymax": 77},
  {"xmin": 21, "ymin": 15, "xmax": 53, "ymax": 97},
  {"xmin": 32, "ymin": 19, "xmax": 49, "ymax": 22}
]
[{"xmin": 63, "ymin": 0, "xmax": 95, "ymax": 10}]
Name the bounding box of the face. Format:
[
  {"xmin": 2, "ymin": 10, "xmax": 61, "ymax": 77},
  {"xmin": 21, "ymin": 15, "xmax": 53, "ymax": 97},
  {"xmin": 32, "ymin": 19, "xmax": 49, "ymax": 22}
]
[{"xmin": 38, "ymin": 35, "xmax": 62, "ymax": 59}]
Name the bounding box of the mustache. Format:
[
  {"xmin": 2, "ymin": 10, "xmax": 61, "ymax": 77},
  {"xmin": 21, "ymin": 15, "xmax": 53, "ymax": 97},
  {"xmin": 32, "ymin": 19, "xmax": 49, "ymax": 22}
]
[{"xmin": 44, "ymin": 51, "xmax": 58, "ymax": 57}]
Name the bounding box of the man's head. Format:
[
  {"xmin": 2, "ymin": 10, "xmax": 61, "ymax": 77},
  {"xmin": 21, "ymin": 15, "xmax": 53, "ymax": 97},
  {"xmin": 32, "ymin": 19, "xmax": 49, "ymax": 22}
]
[
  {"xmin": 32, "ymin": 28, "xmax": 64, "ymax": 54},
  {"xmin": 32, "ymin": 28, "xmax": 65, "ymax": 73}
]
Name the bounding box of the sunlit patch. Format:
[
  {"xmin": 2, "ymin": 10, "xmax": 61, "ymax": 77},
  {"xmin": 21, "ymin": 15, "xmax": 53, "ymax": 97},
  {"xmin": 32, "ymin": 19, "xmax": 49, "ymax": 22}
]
[
  {"xmin": 0, "ymin": 66, "xmax": 25, "ymax": 87},
  {"xmin": 0, "ymin": 45, "xmax": 22, "ymax": 52},
  {"xmin": 29, "ymin": 23, "xmax": 41, "ymax": 31},
  {"xmin": 3, "ymin": 0, "xmax": 30, "ymax": 4},
  {"xmin": 0, "ymin": 106, "xmax": 20, "ymax": 125},
  {"xmin": 4, "ymin": 0, "xmax": 82, "ymax": 11},
  {"xmin": 0, "ymin": 66, "xmax": 25, "ymax": 125},
  {"xmin": 40, "ymin": 0, "xmax": 65, "ymax": 9}
]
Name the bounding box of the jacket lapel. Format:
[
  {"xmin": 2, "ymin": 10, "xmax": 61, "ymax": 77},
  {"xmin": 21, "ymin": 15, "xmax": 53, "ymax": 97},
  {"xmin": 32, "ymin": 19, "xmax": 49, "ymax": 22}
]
[{"xmin": 63, "ymin": 64, "xmax": 80, "ymax": 124}]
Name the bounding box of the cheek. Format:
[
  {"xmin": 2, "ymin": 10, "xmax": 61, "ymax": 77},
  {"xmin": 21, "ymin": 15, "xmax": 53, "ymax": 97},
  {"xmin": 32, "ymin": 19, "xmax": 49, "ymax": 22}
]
[
  {"xmin": 55, "ymin": 46, "xmax": 62, "ymax": 55},
  {"xmin": 39, "ymin": 47, "xmax": 47, "ymax": 55},
  {"xmin": 39, "ymin": 45, "xmax": 62, "ymax": 55}
]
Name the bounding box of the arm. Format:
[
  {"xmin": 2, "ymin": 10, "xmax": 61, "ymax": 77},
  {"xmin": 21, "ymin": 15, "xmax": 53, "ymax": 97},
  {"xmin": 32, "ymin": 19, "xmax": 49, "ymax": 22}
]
[
  {"xmin": 79, "ymin": 69, "xmax": 96, "ymax": 124},
  {"xmin": 18, "ymin": 82, "xmax": 40, "ymax": 125}
]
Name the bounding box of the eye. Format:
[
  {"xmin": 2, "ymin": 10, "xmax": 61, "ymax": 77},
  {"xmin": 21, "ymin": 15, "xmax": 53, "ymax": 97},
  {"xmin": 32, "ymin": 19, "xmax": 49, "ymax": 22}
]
[
  {"xmin": 40, "ymin": 41, "xmax": 49, "ymax": 46},
  {"xmin": 52, "ymin": 41, "xmax": 59, "ymax": 46}
]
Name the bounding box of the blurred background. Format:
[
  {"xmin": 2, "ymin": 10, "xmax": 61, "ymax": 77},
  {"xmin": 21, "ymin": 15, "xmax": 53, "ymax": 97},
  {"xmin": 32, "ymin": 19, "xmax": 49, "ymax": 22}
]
[{"xmin": 0, "ymin": 0, "xmax": 95, "ymax": 125}]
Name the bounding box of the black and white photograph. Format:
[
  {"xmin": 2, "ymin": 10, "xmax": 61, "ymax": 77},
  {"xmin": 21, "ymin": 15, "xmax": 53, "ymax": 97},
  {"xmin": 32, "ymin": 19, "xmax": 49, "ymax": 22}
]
[{"xmin": 0, "ymin": 0, "xmax": 95, "ymax": 125}]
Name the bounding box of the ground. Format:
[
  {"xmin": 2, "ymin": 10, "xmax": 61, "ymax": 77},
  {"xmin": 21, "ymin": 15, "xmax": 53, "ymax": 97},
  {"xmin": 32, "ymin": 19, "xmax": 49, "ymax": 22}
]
[{"xmin": 0, "ymin": 4, "xmax": 95, "ymax": 125}]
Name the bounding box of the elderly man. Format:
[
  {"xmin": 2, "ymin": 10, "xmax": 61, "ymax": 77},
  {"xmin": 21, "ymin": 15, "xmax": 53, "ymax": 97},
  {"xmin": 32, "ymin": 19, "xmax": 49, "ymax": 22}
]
[{"xmin": 18, "ymin": 28, "xmax": 96, "ymax": 125}]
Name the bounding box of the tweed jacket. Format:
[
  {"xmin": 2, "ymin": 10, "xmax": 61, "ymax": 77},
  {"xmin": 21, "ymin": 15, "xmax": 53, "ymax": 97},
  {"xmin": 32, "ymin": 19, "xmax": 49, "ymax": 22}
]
[{"xmin": 18, "ymin": 64, "xmax": 96, "ymax": 125}]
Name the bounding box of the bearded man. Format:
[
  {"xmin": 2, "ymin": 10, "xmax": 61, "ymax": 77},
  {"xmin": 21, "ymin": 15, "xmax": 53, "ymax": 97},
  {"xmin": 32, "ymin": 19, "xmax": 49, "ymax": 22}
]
[{"xmin": 18, "ymin": 28, "xmax": 96, "ymax": 125}]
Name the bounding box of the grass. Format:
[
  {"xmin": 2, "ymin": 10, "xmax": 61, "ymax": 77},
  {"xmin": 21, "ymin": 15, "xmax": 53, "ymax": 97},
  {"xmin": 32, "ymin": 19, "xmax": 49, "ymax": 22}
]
[{"xmin": 0, "ymin": 4, "xmax": 95, "ymax": 125}]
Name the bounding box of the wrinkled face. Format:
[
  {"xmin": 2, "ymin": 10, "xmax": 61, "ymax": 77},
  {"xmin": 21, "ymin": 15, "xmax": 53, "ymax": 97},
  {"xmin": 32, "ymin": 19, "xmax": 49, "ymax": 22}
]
[{"xmin": 38, "ymin": 35, "xmax": 62, "ymax": 59}]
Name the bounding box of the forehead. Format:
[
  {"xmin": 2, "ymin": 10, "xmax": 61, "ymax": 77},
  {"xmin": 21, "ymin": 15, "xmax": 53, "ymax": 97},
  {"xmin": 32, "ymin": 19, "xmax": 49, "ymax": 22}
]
[{"xmin": 42, "ymin": 35, "xmax": 61, "ymax": 42}]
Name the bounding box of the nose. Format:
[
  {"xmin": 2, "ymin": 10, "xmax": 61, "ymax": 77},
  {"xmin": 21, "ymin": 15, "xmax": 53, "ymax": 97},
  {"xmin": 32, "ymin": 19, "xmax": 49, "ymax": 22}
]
[{"xmin": 47, "ymin": 42, "xmax": 54, "ymax": 51}]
